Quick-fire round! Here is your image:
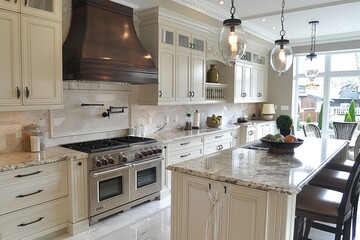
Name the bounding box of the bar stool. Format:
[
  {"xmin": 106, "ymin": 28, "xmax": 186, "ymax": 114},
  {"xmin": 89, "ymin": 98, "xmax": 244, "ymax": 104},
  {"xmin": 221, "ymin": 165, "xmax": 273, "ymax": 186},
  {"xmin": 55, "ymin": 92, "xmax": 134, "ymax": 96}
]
[
  {"xmin": 303, "ymin": 123, "xmax": 321, "ymax": 138},
  {"xmin": 294, "ymin": 153, "xmax": 360, "ymax": 239}
]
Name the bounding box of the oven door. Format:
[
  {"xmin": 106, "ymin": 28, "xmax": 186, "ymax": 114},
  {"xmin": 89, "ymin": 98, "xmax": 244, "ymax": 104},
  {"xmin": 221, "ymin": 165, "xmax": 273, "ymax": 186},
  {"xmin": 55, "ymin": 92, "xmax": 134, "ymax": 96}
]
[
  {"xmin": 129, "ymin": 157, "xmax": 163, "ymax": 201},
  {"xmin": 89, "ymin": 165, "xmax": 130, "ymax": 217}
]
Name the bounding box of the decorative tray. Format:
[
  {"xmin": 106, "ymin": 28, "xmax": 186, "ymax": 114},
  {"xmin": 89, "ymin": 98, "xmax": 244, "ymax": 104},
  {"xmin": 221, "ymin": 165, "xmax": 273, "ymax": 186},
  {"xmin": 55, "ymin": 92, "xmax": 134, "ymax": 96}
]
[{"xmin": 260, "ymin": 138, "xmax": 304, "ymax": 154}]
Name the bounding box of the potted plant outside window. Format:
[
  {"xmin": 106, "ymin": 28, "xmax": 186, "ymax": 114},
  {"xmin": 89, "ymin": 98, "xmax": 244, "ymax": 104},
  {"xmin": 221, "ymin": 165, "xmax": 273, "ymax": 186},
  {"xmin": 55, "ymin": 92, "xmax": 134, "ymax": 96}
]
[{"xmin": 276, "ymin": 115, "xmax": 293, "ymax": 136}]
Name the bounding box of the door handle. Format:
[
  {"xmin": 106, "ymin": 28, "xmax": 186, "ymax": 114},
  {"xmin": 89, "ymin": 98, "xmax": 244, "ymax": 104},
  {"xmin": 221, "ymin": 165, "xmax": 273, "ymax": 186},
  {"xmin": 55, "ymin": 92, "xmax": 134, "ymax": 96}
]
[
  {"xmin": 16, "ymin": 87, "xmax": 20, "ymax": 98},
  {"xmin": 25, "ymin": 87, "xmax": 30, "ymax": 98}
]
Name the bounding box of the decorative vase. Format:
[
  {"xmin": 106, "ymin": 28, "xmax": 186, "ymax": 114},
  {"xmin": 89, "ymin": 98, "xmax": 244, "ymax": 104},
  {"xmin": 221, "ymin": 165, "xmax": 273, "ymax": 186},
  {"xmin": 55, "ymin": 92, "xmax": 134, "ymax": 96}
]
[{"xmin": 207, "ymin": 64, "xmax": 219, "ymax": 83}]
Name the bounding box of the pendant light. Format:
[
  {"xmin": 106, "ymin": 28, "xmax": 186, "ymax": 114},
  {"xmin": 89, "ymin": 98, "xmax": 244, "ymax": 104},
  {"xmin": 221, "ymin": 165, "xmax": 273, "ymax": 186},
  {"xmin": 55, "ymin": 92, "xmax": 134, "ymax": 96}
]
[
  {"xmin": 304, "ymin": 21, "xmax": 319, "ymax": 81},
  {"xmin": 270, "ymin": 0, "xmax": 293, "ymax": 75},
  {"xmin": 218, "ymin": 0, "xmax": 247, "ymax": 66}
]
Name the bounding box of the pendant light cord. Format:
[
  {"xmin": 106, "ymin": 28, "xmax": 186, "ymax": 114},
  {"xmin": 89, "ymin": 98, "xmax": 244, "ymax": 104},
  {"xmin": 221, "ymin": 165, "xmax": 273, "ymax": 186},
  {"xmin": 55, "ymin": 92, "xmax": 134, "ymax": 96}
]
[
  {"xmin": 310, "ymin": 22, "xmax": 318, "ymax": 54},
  {"xmin": 280, "ymin": 0, "xmax": 286, "ymax": 38},
  {"xmin": 230, "ymin": 0, "xmax": 236, "ymax": 19}
]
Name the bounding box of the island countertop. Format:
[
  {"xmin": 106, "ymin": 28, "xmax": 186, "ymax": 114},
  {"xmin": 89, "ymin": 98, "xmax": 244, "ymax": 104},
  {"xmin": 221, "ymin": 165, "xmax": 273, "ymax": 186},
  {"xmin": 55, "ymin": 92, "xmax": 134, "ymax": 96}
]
[{"xmin": 167, "ymin": 137, "xmax": 348, "ymax": 194}]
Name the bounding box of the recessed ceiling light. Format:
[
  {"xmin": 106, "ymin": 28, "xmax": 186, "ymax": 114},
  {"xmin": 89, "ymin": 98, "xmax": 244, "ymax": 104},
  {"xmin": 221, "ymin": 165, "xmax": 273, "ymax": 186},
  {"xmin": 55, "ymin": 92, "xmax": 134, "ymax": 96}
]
[
  {"xmin": 218, "ymin": 0, "xmax": 224, "ymax": 4},
  {"xmin": 337, "ymin": 30, "xmax": 343, "ymax": 33},
  {"xmin": 272, "ymin": 26, "xmax": 276, "ymax": 30},
  {"xmin": 261, "ymin": 18, "xmax": 266, "ymax": 22}
]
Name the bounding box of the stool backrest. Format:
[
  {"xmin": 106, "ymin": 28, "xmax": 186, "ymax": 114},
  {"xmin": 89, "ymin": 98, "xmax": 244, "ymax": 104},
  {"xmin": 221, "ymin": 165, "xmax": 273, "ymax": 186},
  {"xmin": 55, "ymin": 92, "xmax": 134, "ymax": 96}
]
[
  {"xmin": 339, "ymin": 153, "xmax": 360, "ymax": 219},
  {"xmin": 333, "ymin": 121, "xmax": 358, "ymax": 140},
  {"xmin": 303, "ymin": 123, "xmax": 321, "ymax": 138}
]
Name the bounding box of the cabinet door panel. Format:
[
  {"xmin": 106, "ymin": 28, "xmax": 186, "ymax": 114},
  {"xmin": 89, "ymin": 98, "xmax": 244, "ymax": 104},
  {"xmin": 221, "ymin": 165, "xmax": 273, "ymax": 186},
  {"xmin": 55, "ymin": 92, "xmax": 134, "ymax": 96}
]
[
  {"xmin": 225, "ymin": 186, "xmax": 268, "ymax": 240},
  {"xmin": 21, "ymin": 0, "xmax": 61, "ymax": 21},
  {"xmin": 21, "ymin": 15, "xmax": 62, "ymax": 105},
  {"xmin": 0, "ymin": 9, "xmax": 21, "ymax": 106},
  {"xmin": 234, "ymin": 64, "xmax": 243, "ymax": 102},
  {"xmin": 176, "ymin": 52, "xmax": 191, "ymax": 102},
  {"xmin": 159, "ymin": 49, "xmax": 175, "ymax": 102},
  {"xmin": 191, "ymin": 56, "xmax": 206, "ymax": 101},
  {"xmin": 0, "ymin": 0, "xmax": 20, "ymax": 12},
  {"xmin": 242, "ymin": 65, "xmax": 252, "ymax": 101}
]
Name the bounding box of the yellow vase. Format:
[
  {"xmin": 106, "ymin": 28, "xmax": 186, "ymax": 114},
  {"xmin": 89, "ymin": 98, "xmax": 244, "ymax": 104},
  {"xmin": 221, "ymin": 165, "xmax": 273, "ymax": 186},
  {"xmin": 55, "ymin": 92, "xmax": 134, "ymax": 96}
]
[{"xmin": 207, "ymin": 64, "xmax": 219, "ymax": 83}]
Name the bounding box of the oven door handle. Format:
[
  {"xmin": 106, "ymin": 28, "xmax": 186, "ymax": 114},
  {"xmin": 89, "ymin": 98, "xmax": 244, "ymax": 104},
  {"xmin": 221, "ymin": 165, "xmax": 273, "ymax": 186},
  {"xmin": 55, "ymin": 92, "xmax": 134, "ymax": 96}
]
[
  {"xmin": 130, "ymin": 157, "xmax": 164, "ymax": 167},
  {"xmin": 90, "ymin": 165, "xmax": 130, "ymax": 177}
]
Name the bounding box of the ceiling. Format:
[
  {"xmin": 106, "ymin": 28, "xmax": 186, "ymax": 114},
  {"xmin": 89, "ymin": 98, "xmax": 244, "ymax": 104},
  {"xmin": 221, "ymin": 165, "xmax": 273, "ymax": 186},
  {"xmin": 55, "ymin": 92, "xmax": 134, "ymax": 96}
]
[{"xmin": 112, "ymin": 0, "xmax": 360, "ymax": 46}]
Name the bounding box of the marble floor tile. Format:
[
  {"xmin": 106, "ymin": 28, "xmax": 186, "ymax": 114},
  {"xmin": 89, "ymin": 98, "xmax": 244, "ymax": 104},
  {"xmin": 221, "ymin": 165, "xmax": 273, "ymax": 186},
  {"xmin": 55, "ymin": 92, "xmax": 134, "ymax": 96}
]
[{"xmin": 58, "ymin": 193, "xmax": 360, "ymax": 240}]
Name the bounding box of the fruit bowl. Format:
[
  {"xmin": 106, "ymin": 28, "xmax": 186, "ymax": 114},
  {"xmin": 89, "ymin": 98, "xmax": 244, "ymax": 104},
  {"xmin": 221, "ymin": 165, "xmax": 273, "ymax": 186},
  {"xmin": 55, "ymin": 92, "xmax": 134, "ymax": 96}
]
[
  {"xmin": 260, "ymin": 138, "xmax": 304, "ymax": 154},
  {"xmin": 206, "ymin": 117, "xmax": 221, "ymax": 128}
]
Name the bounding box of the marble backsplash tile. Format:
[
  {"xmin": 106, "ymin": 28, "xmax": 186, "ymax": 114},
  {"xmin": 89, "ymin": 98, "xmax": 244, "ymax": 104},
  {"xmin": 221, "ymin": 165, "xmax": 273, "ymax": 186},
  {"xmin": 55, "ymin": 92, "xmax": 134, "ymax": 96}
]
[{"xmin": 0, "ymin": 83, "xmax": 258, "ymax": 153}]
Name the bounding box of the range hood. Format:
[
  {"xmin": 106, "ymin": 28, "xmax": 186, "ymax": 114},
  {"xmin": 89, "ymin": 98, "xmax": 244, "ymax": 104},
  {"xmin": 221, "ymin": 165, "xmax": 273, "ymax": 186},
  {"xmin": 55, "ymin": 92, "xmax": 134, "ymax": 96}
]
[{"xmin": 63, "ymin": 0, "xmax": 158, "ymax": 84}]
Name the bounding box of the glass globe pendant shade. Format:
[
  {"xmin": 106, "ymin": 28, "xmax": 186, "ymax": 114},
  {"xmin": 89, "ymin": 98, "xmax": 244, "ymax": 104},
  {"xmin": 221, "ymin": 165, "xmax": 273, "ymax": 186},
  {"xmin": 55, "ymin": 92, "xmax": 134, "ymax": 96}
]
[
  {"xmin": 270, "ymin": 38, "xmax": 293, "ymax": 75},
  {"xmin": 219, "ymin": 19, "xmax": 247, "ymax": 66},
  {"xmin": 303, "ymin": 53, "xmax": 319, "ymax": 81}
]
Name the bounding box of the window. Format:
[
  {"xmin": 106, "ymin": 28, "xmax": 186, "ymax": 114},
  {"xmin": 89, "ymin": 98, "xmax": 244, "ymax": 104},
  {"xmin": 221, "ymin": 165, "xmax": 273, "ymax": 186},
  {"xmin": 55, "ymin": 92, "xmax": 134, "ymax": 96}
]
[{"xmin": 293, "ymin": 50, "xmax": 360, "ymax": 139}]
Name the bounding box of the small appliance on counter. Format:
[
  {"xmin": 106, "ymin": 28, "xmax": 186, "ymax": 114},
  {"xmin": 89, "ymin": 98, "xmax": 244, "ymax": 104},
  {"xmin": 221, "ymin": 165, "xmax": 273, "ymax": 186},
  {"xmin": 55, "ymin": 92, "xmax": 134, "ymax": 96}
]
[
  {"xmin": 193, "ymin": 110, "xmax": 201, "ymax": 129},
  {"xmin": 185, "ymin": 114, "xmax": 192, "ymax": 130}
]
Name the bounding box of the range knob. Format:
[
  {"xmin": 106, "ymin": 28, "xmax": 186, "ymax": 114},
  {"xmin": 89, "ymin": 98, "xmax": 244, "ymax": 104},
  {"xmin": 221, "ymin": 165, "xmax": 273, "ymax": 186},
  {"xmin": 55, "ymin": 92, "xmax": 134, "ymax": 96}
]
[
  {"xmin": 106, "ymin": 155, "xmax": 115, "ymax": 164},
  {"xmin": 136, "ymin": 153, "xmax": 143, "ymax": 159},
  {"xmin": 157, "ymin": 148, "xmax": 163, "ymax": 154},
  {"xmin": 141, "ymin": 151, "xmax": 148, "ymax": 157},
  {"xmin": 93, "ymin": 157, "xmax": 102, "ymax": 167},
  {"xmin": 100, "ymin": 157, "xmax": 108, "ymax": 165},
  {"xmin": 147, "ymin": 150, "xmax": 153, "ymax": 155},
  {"xmin": 152, "ymin": 149, "xmax": 158, "ymax": 154},
  {"xmin": 120, "ymin": 155, "xmax": 128, "ymax": 162}
]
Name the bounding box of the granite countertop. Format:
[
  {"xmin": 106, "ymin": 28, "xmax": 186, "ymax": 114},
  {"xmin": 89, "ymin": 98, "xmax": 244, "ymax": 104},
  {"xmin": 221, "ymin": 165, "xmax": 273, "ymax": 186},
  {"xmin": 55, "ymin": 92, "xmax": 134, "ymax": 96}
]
[
  {"xmin": 0, "ymin": 146, "xmax": 88, "ymax": 172},
  {"xmin": 167, "ymin": 137, "xmax": 348, "ymax": 194}
]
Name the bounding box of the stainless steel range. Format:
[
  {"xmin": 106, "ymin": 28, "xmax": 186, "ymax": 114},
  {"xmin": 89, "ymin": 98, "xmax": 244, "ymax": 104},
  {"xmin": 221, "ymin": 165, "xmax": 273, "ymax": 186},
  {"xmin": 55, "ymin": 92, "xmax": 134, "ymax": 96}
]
[{"xmin": 62, "ymin": 136, "xmax": 164, "ymax": 225}]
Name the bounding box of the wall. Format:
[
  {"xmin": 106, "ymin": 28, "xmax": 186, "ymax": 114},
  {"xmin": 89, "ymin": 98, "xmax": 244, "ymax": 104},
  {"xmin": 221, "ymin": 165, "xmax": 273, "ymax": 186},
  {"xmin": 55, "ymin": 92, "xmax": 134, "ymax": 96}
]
[
  {"xmin": 267, "ymin": 39, "xmax": 360, "ymax": 118},
  {"xmin": 0, "ymin": 83, "xmax": 256, "ymax": 153}
]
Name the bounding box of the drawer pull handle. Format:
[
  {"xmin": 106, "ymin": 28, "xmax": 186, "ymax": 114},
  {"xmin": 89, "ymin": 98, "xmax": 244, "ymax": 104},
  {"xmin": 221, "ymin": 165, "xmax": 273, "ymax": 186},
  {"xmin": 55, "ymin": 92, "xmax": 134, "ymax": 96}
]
[
  {"xmin": 180, "ymin": 142, "xmax": 191, "ymax": 145},
  {"xmin": 18, "ymin": 217, "xmax": 44, "ymax": 227},
  {"xmin": 16, "ymin": 87, "xmax": 20, "ymax": 98},
  {"xmin": 181, "ymin": 153, "xmax": 191, "ymax": 158},
  {"xmin": 14, "ymin": 170, "xmax": 42, "ymax": 178},
  {"xmin": 16, "ymin": 189, "xmax": 43, "ymax": 198},
  {"xmin": 215, "ymin": 135, "xmax": 223, "ymax": 138},
  {"xmin": 25, "ymin": 87, "xmax": 30, "ymax": 98}
]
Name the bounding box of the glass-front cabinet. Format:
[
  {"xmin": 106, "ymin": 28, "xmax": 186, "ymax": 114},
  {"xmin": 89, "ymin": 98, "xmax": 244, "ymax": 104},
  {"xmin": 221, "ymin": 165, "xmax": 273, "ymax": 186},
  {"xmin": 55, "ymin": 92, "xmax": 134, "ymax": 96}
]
[{"xmin": 0, "ymin": 0, "xmax": 61, "ymax": 20}]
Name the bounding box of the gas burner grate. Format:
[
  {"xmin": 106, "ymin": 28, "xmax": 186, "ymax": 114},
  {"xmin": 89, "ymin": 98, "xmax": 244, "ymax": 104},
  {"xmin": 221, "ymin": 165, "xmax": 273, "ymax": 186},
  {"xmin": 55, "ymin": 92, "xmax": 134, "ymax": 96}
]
[{"xmin": 62, "ymin": 139, "xmax": 128, "ymax": 153}]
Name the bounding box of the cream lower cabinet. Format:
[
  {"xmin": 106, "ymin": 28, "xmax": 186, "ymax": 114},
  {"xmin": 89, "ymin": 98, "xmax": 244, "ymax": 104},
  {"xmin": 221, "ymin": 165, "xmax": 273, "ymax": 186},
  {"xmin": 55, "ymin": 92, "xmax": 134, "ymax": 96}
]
[
  {"xmin": 166, "ymin": 136, "xmax": 203, "ymax": 188},
  {"xmin": 172, "ymin": 173, "xmax": 296, "ymax": 240},
  {"xmin": 256, "ymin": 121, "xmax": 277, "ymax": 140},
  {"xmin": 67, "ymin": 158, "xmax": 89, "ymax": 235},
  {"xmin": 0, "ymin": 4, "xmax": 62, "ymax": 111},
  {"xmin": 172, "ymin": 174, "xmax": 268, "ymax": 240},
  {"xmin": 203, "ymin": 130, "xmax": 232, "ymax": 155},
  {"xmin": 0, "ymin": 161, "xmax": 69, "ymax": 240}
]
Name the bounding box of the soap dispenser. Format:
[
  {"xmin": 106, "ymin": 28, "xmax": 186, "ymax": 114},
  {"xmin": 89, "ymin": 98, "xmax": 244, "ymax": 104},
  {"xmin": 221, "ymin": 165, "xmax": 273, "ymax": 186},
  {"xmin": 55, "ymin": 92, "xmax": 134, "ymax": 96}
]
[{"xmin": 185, "ymin": 114, "xmax": 192, "ymax": 130}]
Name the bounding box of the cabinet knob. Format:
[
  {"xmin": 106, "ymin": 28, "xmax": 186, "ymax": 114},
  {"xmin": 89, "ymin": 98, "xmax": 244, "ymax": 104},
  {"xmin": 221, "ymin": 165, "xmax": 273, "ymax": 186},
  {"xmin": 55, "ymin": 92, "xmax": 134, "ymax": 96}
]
[
  {"xmin": 24, "ymin": 0, "xmax": 28, "ymax": 6},
  {"xmin": 78, "ymin": 162, "xmax": 82, "ymax": 166},
  {"xmin": 159, "ymin": 91, "xmax": 162, "ymax": 97},
  {"xmin": 258, "ymin": 93, "xmax": 262, "ymax": 97}
]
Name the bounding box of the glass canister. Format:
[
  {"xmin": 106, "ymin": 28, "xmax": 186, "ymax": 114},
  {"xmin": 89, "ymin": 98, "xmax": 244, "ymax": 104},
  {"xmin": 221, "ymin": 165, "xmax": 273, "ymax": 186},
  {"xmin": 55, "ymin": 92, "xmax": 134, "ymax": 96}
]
[{"xmin": 23, "ymin": 124, "xmax": 45, "ymax": 152}]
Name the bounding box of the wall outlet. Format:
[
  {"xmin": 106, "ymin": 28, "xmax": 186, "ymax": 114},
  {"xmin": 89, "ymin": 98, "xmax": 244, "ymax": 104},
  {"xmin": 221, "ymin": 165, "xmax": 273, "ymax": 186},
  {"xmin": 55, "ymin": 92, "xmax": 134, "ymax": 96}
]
[{"xmin": 281, "ymin": 105, "xmax": 289, "ymax": 111}]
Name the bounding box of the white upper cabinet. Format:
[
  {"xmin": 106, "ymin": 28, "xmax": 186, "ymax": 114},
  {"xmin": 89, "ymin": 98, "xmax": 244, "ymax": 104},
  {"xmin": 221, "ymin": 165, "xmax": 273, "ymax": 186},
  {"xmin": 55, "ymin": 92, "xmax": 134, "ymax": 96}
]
[
  {"xmin": 0, "ymin": 0, "xmax": 61, "ymax": 20},
  {"xmin": 176, "ymin": 30, "xmax": 206, "ymax": 103},
  {"xmin": 137, "ymin": 7, "xmax": 210, "ymax": 105},
  {"xmin": 0, "ymin": 0, "xmax": 62, "ymax": 111},
  {"xmin": 226, "ymin": 47, "xmax": 268, "ymax": 103}
]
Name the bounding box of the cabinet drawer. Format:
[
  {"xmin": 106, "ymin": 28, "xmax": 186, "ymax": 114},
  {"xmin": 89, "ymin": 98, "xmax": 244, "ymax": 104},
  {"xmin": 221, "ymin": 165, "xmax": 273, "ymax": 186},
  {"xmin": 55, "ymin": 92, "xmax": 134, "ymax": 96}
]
[
  {"xmin": 0, "ymin": 197, "xmax": 68, "ymax": 240},
  {"xmin": 204, "ymin": 140, "xmax": 232, "ymax": 155},
  {"xmin": 0, "ymin": 161, "xmax": 67, "ymax": 184},
  {"xmin": 168, "ymin": 136, "xmax": 203, "ymax": 152},
  {"xmin": 204, "ymin": 131, "xmax": 232, "ymax": 144},
  {"xmin": 168, "ymin": 147, "xmax": 203, "ymax": 164},
  {"xmin": 0, "ymin": 171, "xmax": 68, "ymax": 215}
]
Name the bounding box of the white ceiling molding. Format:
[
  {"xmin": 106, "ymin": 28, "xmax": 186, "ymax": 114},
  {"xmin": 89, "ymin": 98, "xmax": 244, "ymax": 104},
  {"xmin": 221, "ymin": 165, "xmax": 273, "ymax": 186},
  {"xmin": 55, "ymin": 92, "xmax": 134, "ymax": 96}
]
[{"xmin": 110, "ymin": 0, "xmax": 140, "ymax": 9}]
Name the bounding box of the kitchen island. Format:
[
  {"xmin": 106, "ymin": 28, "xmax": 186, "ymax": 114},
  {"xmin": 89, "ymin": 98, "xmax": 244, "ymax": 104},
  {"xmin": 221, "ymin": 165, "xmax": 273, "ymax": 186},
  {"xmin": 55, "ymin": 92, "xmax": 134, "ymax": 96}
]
[{"xmin": 167, "ymin": 137, "xmax": 349, "ymax": 240}]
